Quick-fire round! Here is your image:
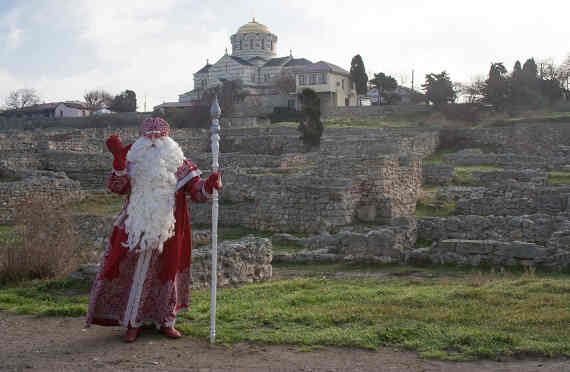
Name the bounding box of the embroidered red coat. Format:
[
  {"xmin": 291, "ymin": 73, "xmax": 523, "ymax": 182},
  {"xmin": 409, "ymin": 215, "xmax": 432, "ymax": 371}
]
[{"xmin": 86, "ymin": 158, "xmax": 208, "ymax": 329}]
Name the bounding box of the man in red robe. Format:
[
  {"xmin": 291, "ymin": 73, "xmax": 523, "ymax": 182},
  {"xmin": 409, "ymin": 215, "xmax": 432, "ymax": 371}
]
[{"xmin": 85, "ymin": 117, "xmax": 221, "ymax": 342}]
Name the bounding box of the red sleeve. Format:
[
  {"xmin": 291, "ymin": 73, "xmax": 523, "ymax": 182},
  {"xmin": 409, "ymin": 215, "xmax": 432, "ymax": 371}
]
[
  {"xmin": 183, "ymin": 176, "xmax": 209, "ymax": 203},
  {"xmin": 108, "ymin": 172, "xmax": 131, "ymax": 195}
]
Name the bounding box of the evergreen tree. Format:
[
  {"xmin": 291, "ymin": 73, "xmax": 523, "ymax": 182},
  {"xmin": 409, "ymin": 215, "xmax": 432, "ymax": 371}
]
[
  {"xmin": 422, "ymin": 71, "xmax": 457, "ymax": 106},
  {"xmin": 297, "ymin": 88, "xmax": 323, "ymax": 150},
  {"xmin": 369, "ymin": 73, "xmax": 398, "ymax": 105},
  {"xmin": 349, "ymin": 54, "xmax": 369, "ymax": 96},
  {"xmin": 110, "ymin": 90, "xmax": 137, "ymax": 112},
  {"xmin": 483, "ymin": 63, "xmax": 509, "ymax": 108}
]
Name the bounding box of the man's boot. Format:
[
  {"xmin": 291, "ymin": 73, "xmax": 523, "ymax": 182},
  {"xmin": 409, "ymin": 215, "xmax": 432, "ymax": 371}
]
[
  {"xmin": 123, "ymin": 326, "xmax": 141, "ymax": 342},
  {"xmin": 160, "ymin": 326, "xmax": 181, "ymax": 339}
]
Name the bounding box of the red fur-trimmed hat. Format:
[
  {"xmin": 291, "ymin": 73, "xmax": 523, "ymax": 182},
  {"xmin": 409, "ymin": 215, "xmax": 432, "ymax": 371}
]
[{"xmin": 140, "ymin": 117, "xmax": 170, "ymax": 138}]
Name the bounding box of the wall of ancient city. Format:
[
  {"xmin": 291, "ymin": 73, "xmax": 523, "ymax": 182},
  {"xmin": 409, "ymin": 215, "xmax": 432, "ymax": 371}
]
[
  {"xmin": 3, "ymin": 119, "xmax": 570, "ymax": 269},
  {"xmin": 0, "ymin": 126, "xmax": 434, "ymax": 230}
]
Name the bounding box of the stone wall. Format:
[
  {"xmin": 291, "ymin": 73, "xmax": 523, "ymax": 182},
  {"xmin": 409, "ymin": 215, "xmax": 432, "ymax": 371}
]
[
  {"xmin": 452, "ymin": 123, "xmax": 570, "ymax": 156},
  {"xmin": 0, "ymin": 171, "xmax": 85, "ymax": 224},
  {"xmin": 454, "ymin": 186, "xmax": 570, "ymax": 216},
  {"xmin": 323, "ymin": 104, "xmax": 432, "ymax": 119},
  {"xmin": 190, "ymin": 237, "xmax": 272, "ymax": 289},
  {"xmin": 418, "ymin": 214, "xmax": 565, "ymax": 245},
  {"xmin": 422, "ymin": 164, "xmax": 456, "ymax": 185},
  {"xmin": 442, "ymin": 149, "xmax": 570, "ymax": 171},
  {"xmin": 407, "ymin": 239, "xmax": 569, "ymax": 269},
  {"xmin": 70, "ymin": 236, "xmax": 273, "ymax": 289}
]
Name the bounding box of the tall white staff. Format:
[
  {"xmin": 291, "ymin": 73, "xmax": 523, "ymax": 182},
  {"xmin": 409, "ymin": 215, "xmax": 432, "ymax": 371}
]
[{"xmin": 209, "ymin": 96, "xmax": 221, "ymax": 343}]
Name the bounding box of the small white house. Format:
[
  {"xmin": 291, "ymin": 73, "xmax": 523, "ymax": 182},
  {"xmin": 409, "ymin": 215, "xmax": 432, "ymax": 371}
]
[{"xmin": 1, "ymin": 102, "xmax": 90, "ymax": 119}]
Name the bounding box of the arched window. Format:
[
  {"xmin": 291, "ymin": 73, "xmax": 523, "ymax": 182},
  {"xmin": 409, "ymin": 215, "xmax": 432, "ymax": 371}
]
[{"xmin": 250, "ymin": 39, "xmax": 253, "ymax": 49}]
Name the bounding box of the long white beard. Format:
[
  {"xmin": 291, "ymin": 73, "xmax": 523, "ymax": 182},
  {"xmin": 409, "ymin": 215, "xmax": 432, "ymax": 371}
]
[{"xmin": 123, "ymin": 136, "xmax": 184, "ymax": 253}]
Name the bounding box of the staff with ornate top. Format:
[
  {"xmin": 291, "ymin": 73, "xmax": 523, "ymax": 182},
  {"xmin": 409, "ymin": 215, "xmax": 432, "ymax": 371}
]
[{"xmin": 210, "ymin": 96, "xmax": 221, "ymax": 343}]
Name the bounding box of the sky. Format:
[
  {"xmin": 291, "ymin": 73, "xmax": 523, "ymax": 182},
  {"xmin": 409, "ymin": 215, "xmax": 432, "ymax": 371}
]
[{"xmin": 1, "ymin": 0, "xmax": 569, "ymax": 111}]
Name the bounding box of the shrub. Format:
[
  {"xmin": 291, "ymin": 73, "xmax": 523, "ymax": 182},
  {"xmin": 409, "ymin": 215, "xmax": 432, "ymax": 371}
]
[
  {"xmin": 439, "ymin": 103, "xmax": 481, "ymax": 123},
  {"xmin": 0, "ymin": 198, "xmax": 84, "ymax": 284}
]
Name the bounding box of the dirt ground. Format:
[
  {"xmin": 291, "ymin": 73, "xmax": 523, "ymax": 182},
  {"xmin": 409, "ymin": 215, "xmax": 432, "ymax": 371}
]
[{"xmin": 1, "ymin": 311, "xmax": 569, "ymax": 372}]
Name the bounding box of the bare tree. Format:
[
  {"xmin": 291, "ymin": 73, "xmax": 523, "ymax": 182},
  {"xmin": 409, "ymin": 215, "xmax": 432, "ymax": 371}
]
[
  {"xmin": 242, "ymin": 95, "xmax": 265, "ymax": 117},
  {"xmin": 5, "ymin": 89, "xmax": 40, "ymax": 110},
  {"xmin": 84, "ymin": 90, "xmax": 113, "ymax": 111},
  {"xmin": 460, "ymin": 75, "xmax": 485, "ymax": 103},
  {"xmin": 276, "ymin": 71, "xmax": 296, "ymax": 94}
]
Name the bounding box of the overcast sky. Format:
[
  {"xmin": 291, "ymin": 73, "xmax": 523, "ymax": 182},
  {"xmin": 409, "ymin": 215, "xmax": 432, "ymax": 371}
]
[{"xmin": 1, "ymin": 0, "xmax": 568, "ymax": 111}]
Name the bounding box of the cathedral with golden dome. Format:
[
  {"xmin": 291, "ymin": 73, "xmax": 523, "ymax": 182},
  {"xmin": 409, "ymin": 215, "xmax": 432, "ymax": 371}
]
[{"xmin": 177, "ymin": 18, "xmax": 357, "ymax": 114}]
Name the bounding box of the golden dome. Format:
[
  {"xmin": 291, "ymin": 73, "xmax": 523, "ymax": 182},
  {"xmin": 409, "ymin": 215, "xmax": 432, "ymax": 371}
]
[{"xmin": 237, "ymin": 18, "xmax": 270, "ymax": 34}]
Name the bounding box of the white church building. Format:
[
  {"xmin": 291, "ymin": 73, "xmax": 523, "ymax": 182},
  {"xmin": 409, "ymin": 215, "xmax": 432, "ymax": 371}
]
[{"xmin": 176, "ymin": 18, "xmax": 358, "ymax": 115}]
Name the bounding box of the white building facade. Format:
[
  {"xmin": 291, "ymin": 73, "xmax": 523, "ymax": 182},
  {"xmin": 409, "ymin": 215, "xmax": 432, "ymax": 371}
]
[{"xmin": 179, "ymin": 19, "xmax": 357, "ymax": 114}]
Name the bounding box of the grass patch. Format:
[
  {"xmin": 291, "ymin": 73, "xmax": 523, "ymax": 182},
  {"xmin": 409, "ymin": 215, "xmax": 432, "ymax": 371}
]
[
  {"xmin": 0, "ymin": 225, "xmax": 23, "ymax": 246},
  {"xmin": 547, "ymin": 171, "xmax": 570, "ymax": 185},
  {"xmin": 415, "ymin": 201, "xmax": 455, "ymax": 217},
  {"xmin": 1, "ymin": 266, "xmax": 569, "ymax": 360},
  {"xmin": 486, "ymin": 111, "xmax": 570, "ymax": 127},
  {"xmin": 64, "ymin": 192, "xmax": 124, "ymax": 216},
  {"xmin": 455, "ymin": 166, "xmax": 504, "ymax": 185}
]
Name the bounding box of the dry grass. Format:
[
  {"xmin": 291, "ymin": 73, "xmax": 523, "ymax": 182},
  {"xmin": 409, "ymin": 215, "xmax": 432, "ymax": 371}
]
[{"xmin": 0, "ymin": 198, "xmax": 85, "ymax": 284}]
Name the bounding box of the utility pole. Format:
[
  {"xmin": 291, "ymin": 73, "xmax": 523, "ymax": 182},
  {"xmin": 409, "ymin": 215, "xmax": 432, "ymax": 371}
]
[{"xmin": 411, "ymin": 69, "xmax": 414, "ymax": 91}]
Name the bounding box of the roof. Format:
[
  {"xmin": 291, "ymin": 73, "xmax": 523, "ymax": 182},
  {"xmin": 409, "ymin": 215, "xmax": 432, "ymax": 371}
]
[
  {"xmin": 195, "ymin": 63, "xmax": 213, "ymax": 74},
  {"xmin": 63, "ymin": 102, "xmax": 88, "ymax": 110},
  {"xmin": 284, "ymin": 58, "xmax": 312, "ymax": 67},
  {"xmin": 290, "ymin": 61, "xmax": 351, "ymax": 77},
  {"xmin": 263, "ymin": 56, "xmax": 292, "ymax": 67},
  {"xmin": 154, "ymin": 102, "xmax": 195, "ymax": 109},
  {"xmin": 229, "ymin": 55, "xmax": 254, "ymax": 66},
  {"xmin": 237, "ymin": 18, "xmax": 270, "ymax": 34}
]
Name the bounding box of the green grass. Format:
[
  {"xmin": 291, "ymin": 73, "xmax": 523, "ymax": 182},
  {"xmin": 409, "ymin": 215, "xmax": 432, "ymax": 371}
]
[
  {"xmin": 0, "ymin": 225, "xmax": 23, "ymax": 246},
  {"xmin": 486, "ymin": 111, "xmax": 570, "ymax": 127},
  {"xmin": 415, "ymin": 201, "xmax": 455, "ymax": 217},
  {"xmin": 548, "ymin": 171, "xmax": 570, "ymax": 185},
  {"xmin": 455, "ymin": 166, "xmax": 504, "ymax": 185},
  {"xmin": 1, "ymin": 267, "xmax": 568, "ymax": 361},
  {"xmin": 64, "ymin": 192, "xmax": 125, "ymax": 216}
]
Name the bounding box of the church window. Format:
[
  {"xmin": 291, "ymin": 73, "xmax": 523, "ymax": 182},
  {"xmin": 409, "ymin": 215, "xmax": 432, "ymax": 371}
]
[
  {"xmin": 261, "ymin": 39, "xmax": 265, "ymax": 49},
  {"xmin": 299, "ymin": 74, "xmax": 305, "ymax": 85},
  {"xmin": 311, "ymin": 72, "xmax": 318, "ymax": 85}
]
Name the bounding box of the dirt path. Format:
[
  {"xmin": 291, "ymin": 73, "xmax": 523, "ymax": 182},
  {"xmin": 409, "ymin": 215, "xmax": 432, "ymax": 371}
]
[{"xmin": 1, "ymin": 312, "xmax": 568, "ymax": 372}]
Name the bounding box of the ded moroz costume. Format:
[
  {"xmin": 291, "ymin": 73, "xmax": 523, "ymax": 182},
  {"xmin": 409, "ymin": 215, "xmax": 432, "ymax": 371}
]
[{"xmin": 85, "ymin": 117, "xmax": 221, "ymax": 342}]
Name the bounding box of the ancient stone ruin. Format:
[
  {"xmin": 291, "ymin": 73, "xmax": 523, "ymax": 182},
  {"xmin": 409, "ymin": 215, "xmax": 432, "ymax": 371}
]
[{"xmin": 2, "ymin": 119, "xmax": 570, "ymax": 273}]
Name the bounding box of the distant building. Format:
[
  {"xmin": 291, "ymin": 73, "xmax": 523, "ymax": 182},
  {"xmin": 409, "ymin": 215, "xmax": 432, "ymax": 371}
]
[
  {"xmin": 367, "ymin": 86, "xmax": 425, "ymax": 105},
  {"xmin": 175, "ymin": 18, "xmax": 358, "ymax": 115},
  {"xmin": 1, "ymin": 102, "xmax": 90, "ymax": 119}
]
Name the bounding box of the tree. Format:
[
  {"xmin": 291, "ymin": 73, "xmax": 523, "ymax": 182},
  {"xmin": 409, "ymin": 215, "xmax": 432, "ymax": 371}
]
[
  {"xmin": 483, "ymin": 63, "xmax": 509, "ymax": 108},
  {"xmin": 349, "ymin": 54, "xmax": 368, "ymax": 96},
  {"xmin": 84, "ymin": 90, "xmax": 113, "ymax": 111},
  {"xmin": 460, "ymin": 75, "xmax": 485, "ymax": 103},
  {"xmin": 276, "ymin": 71, "xmax": 296, "ymax": 94},
  {"xmin": 369, "ymin": 73, "xmax": 397, "ymax": 105},
  {"xmin": 201, "ymin": 79, "xmax": 247, "ymax": 116},
  {"xmin": 5, "ymin": 89, "xmax": 40, "ymax": 110},
  {"xmin": 422, "ymin": 71, "xmax": 457, "ymax": 106},
  {"xmin": 110, "ymin": 90, "xmax": 137, "ymax": 112},
  {"xmin": 297, "ymin": 88, "xmax": 323, "ymax": 150}
]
